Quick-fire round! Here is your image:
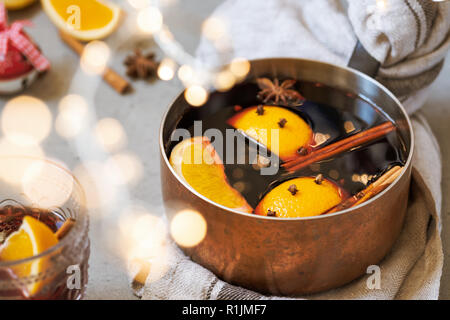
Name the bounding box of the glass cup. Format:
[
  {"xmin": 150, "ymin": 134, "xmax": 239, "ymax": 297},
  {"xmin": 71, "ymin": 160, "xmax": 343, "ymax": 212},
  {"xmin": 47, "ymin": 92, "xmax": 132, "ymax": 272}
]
[{"xmin": 0, "ymin": 156, "xmax": 89, "ymax": 300}]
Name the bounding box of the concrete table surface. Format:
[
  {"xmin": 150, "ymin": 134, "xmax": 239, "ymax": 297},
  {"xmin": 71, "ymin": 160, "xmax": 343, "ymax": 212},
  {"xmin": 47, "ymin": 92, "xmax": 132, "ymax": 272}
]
[{"xmin": 0, "ymin": 3, "xmax": 448, "ymax": 300}]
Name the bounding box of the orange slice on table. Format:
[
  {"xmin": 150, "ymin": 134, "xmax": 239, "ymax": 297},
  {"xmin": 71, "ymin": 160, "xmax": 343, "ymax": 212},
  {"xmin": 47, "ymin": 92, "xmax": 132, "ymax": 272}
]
[
  {"xmin": 170, "ymin": 137, "xmax": 253, "ymax": 213},
  {"xmin": 2, "ymin": 0, "xmax": 37, "ymax": 10},
  {"xmin": 41, "ymin": 0, "xmax": 121, "ymax": 41},
  {"xmin": 0, "ymin": 216, "xmax": 59, "ymax": 296},
  {"xmin": 227, "ymin": 105, "xmax": 313, "ymax": 160},
  {"xmin": 255, "ymin": 177, "xmax": 344, "ymax": 218}
]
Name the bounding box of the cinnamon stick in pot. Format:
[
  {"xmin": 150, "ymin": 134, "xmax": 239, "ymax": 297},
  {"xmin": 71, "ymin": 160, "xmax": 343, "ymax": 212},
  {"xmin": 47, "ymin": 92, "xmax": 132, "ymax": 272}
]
[
  {"xmin": 325, "ymin": 165, "xmax": 403, "ymax": 214},
  {"xmin": 283, "ymin": 122, "xmax": 396, "ymax": 172}
]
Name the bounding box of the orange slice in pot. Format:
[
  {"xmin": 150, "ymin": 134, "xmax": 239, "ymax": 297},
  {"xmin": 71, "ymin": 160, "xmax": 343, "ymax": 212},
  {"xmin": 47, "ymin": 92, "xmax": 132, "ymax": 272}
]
[
  {"xmin": 170, "ymin": 137, "xmax": 253, "ymax": 213},
  {"xmin": 227, "ymin": 105, "xmax": 313, "ymax": 160},
  {"xmin": 0, "ymin": 216, "xmax": 59, "ymax": 296},
  {"xmin": 255, "ymin": 177, "xmax": 344, "ymax": 218},
  {"xmin": 42, "ymin": 0, "xmax": 121, "ymax": 41}
]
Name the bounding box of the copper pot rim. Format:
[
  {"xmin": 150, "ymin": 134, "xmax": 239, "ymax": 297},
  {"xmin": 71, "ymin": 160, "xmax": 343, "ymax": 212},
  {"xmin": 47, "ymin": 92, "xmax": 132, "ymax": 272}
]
[{"xmin": 159, "ymin": 57, "xmax": 415, "ymax": 222}]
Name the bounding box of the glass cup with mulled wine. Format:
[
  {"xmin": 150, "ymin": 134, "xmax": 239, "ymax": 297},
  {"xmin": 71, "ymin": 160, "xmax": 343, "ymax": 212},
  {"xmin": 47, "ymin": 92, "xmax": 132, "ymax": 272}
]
[{"xmin": 0, "ymin": 157, "xmax": 89, "ymax": 300}]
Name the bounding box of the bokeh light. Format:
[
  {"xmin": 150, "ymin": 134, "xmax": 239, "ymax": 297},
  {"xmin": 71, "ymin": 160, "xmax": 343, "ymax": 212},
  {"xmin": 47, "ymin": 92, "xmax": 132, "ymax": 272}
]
[
  {"xmin": 214, "ymin": 69, "xmax": 235, "ymax": 92},
  {"xmin": 22, "ymin": 160, "xmax": 73, "ymax": 208},
  {"xmin": 118, "ymin": 206, "xmax": 170, "ymax": 284},
  {"xmin": 229, "ymin": 58, "xmax": 251, "ymax": 80},
  {"xmin": 202, "ymin": 17, "xmax": 227, "ymax": 41},
  {"xmin": 119, "ymin": 209, "xmax": 167, "ymax": 259},
  {"xmin": 0, "ymin": 138, "xmax": 45, "ymax": 185},
  {"xmin": 137, "ymin": 6, "xmax": 163, "ymax": 34},
  {"xmin": 160, "ymin": 0, "xmax": 178, "ymax": 6},
  {"xmin": 128, "ymin": 0, "xmax": 148, "ymax": 9},
  {"xmin": 184, "ymin": 85, "xmax": 208, "ymax": 107},
  {"xmin": 81, "ymin": 41, "xmax": 111, "ymax": 75},
  {"xmin": 177, "ymin": 64, "xmax": 194, "ymax": 84},
  {"xmin": 73, "ymin": 161, "xmax": 118, "ymax": 211},
  {"xmin": 1, "ymin": 96, "xmax": 52, "ymax": 146},
  {"xmin": 158, "ymin": 26, "xmax": 175, "ymax": 43},
  {"xmin": 106, "ymin": 152, "xmax": 143, "ymax": 186},
  {"xmin": 376, "ymin": 0, "xmax": 388, "ymax": 10},
  {"xmin": 55, "ymin": 94, "xmax": 89, "ymax": 139},
  {"xmin": 170, "ymin": 209, "xmax": 207, "ymax": 247},
  {"xmin": 157, "ymin": 58, "xmax": 176, "ymax": 81},
  {"xmin": 94, "ymin": 118, "xmax": 127, "ymax": 152}
]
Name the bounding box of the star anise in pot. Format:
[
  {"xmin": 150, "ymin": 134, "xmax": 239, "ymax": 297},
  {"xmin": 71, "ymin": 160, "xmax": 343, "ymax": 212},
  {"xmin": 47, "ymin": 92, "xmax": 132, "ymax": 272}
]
[
  {"xmin": 256, "ymin": 78, "xmax": 305, "ymax": 106},
  {"xmin": 124, "ymin": 49, "xmax": 159, "ymax": 79}
]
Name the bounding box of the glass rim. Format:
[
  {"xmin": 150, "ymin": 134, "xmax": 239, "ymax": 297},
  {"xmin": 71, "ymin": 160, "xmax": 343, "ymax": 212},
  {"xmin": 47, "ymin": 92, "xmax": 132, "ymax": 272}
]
[{"xmin": 0, "ymin": 155, "xmax": 88, "ymax": 268}]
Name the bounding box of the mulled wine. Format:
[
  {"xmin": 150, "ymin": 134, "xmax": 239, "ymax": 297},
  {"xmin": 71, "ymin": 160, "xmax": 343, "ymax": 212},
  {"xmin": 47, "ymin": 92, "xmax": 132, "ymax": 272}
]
[
  {"xmin": 168, "ymin": 79, "xmax": 406, "ymax": 216},
  {"xmin": 0, "ymin": 157, "xmax": 89, "ymax": 300}
]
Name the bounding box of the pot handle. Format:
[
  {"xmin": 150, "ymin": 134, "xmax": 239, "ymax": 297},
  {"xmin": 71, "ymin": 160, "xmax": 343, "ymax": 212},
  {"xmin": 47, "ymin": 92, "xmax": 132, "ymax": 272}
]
[{"xmin": 348, "ymin": 40, "xmax": 380, "ymax": 78}]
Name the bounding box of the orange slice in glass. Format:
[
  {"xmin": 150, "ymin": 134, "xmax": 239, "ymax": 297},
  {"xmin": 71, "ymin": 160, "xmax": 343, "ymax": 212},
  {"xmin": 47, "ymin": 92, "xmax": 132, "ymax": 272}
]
[
  {"xmin": 0, "ymin": 216, "xmax": 59, "ymax": 296},
  {"xmin": 170, "ymin": 137, "xmax": 253, "ymax": 213},
  {"xmin": 255, "ymin": 177, "xmax": 344, "ymax": 218},
  {"xmin": 227, "ymin": 106, "xmax": 313, "ymax": 160},
  {"xmin": 42, "ymin": 0, "xmax": 121, "ymax": 41}
]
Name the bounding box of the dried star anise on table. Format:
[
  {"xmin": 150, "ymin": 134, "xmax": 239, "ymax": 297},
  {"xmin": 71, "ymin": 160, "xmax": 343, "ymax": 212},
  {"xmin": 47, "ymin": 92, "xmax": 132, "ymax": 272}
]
[
  {"xmin": 124, "ymin": 49, "xmax": 159, "ymax": 79},
  {"xmin": 256, "ymin": 78, "xmax": 305, "ymax": 106}
]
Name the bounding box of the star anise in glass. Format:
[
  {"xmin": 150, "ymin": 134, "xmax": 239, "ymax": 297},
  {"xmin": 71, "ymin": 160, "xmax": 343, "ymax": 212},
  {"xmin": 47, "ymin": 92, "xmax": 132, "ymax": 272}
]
[
  {"xmin": 124, "ymin": 49, "xmax": 159, "ymax": 79},
  {"xmin": 256, "ymin": 78, "xmax": 305, "ymax": 106}
]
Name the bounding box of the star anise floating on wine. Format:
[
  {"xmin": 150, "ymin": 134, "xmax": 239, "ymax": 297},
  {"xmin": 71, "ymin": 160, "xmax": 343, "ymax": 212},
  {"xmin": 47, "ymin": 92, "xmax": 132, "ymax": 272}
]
[
  {"xmin": 124, "ymin": 49, "xmax": 159, "ymax": 79},
  {"xmin": 256, "ymin": 78, "xmax": 305, "ymax": 106}
]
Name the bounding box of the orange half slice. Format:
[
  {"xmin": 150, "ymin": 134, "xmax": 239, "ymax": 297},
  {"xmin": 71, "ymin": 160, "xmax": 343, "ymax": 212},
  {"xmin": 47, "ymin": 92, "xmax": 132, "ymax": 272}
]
[
  {"xmin": 0, "ymin": 216, "xmax": 59, "ymax": 296},
  {"xmin": 228, "ymin": 106, "xmax": 313, "ymax": 160},
  {"xmin": 255, "ymin": 177, "xmax": 344, "ymax": 218},
  {"xmin": 170, "ymin": 137, "xmax": 253, "ymax": 213},
  {"xmin": 42, "ymin": 0, "xmax": 121, "ymax": 41}
]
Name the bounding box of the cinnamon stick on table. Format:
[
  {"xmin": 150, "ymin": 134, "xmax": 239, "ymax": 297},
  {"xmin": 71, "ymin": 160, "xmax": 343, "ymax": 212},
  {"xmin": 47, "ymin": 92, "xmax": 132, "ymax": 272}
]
[
  {"xmin": 59, "ymin": 31, "xmax": 131, "ymax": 94},
  {"xmin": 283, "ymin": 121, "xmax": 396, "ymax": 172}
]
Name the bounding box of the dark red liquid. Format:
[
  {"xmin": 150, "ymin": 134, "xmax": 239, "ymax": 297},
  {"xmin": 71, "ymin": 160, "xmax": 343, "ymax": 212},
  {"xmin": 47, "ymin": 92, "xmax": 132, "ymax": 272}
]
[
  {"xmin": 169, "ymin": 81, "xmax": 406, "ymax": 209},
  {"xmin": 0, "ymin": 205, "xmax": 89, "ymax": 300}
]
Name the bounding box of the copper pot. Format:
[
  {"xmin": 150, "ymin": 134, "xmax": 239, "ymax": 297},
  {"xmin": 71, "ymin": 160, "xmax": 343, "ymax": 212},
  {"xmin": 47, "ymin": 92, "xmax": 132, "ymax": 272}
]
[{"xmin": 159, "ymin": 58, "xmax": 414, "ymax": 296}]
